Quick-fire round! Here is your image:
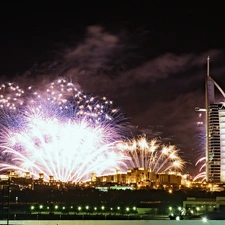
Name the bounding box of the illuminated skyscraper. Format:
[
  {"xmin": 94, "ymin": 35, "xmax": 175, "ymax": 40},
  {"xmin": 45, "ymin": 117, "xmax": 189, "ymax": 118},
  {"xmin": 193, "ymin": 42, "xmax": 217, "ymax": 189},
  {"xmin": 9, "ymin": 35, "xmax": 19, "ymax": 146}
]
[{"xmin": 205, "ymin": 57, "xmax": 225, "ymax": 183}]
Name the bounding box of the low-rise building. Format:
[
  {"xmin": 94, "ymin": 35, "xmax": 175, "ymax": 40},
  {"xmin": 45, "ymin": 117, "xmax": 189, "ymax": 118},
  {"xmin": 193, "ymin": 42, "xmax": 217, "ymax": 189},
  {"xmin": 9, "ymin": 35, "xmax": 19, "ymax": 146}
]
[{"xmin": 183, "ymin": 196, "xmax": 225, "ymax": 215}]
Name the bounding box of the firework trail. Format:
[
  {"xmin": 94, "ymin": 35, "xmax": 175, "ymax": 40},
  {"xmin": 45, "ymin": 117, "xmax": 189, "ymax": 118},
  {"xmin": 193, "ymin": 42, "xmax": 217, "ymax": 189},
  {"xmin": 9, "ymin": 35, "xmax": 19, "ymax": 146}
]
[
  {"xmin": 193, "ymin": 112, "xmax": 206, "ymax": 181},
  {"xmin": 193, "ymin": 157, "xmax": 206, "ymax": 181},
  {"xmin": 0, "ymin": 78, "xmax": 128, "ymax": 182},
  {"xmin": 117, "ymin": 135, "xmax": 185, "ymax": 173}
]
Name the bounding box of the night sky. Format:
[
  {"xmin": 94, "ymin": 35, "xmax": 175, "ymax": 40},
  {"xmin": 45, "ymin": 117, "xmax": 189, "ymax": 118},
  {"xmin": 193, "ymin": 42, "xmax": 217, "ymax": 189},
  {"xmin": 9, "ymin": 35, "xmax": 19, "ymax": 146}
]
[{"xmin": 1, "ymin": 1, "xmax": 225, "ymax": 175}]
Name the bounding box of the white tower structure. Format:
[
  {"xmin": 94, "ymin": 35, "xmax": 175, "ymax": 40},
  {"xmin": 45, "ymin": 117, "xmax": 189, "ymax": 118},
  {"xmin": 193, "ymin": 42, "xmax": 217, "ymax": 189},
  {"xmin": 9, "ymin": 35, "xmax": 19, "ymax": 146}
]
[{"xmin": 205, "ymin": 57, "xmax": 225, "ymax": 183}]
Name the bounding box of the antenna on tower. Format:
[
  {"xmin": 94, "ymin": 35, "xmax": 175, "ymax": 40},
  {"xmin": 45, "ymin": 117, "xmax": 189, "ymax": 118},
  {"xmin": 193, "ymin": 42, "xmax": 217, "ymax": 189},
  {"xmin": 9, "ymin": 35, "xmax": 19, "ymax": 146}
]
[{"xmin": 207, "ymin": 56, "xmax": 210, "ymax": 77}]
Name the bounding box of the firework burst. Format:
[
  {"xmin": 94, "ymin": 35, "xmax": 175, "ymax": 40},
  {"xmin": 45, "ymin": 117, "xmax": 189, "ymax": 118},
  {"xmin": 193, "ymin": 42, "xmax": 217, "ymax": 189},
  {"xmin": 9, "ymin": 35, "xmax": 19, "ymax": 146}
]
[
  {"xmin": 117, "ymin": 136, "xmax": 185, "ymax": 173},
  {"xmin": 0, "ymin": 78, "xmax": 128, "ymax": 182}
]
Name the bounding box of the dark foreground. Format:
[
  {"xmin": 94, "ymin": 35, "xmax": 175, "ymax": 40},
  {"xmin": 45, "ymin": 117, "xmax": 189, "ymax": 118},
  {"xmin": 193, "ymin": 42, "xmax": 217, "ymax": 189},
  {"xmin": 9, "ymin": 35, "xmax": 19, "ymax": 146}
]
[{"xmin": 2, "ymin": 213, "xmax": 169, "ymax": 220}]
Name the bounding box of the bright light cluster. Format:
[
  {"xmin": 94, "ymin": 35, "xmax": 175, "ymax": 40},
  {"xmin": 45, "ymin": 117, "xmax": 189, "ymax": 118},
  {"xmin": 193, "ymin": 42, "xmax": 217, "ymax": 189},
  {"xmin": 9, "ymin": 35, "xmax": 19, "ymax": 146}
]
[
  {"xmin": 0, "ymin": 79, "xmax": 185, "ymax": 182},
  {"xmin": 0, "ymin": 79, "xmax": 127, "ymax": 182},
  {"xmin": 117, "ymin": 136, "xmax": 185, "ymax": 173}
]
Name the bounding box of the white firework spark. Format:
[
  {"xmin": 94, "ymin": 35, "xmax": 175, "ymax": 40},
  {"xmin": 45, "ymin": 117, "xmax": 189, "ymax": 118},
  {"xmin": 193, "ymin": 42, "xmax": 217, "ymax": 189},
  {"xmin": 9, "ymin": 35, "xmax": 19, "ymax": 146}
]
[
  {"xmin": 117, "ymin": 135, "xmax": 185, "ymax": 173},
  {"xmin": 0, "ymin": 78, "xmax": 128, "ymax": 182}
]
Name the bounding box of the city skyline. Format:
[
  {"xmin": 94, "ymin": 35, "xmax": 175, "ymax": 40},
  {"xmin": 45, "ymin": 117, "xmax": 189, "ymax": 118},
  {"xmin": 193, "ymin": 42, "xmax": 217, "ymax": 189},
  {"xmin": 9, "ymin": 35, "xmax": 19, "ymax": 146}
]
[{"xmin": 1, "ymin": 2, "xmax": 225, "ymax": 175}]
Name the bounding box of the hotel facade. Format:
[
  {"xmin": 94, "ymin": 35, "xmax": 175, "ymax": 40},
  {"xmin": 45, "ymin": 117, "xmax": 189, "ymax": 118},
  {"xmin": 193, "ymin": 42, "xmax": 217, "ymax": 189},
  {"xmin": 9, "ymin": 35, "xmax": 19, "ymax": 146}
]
[{"xmin": 204, "ymin": 57, "xmax": 225, "ymax": 183}]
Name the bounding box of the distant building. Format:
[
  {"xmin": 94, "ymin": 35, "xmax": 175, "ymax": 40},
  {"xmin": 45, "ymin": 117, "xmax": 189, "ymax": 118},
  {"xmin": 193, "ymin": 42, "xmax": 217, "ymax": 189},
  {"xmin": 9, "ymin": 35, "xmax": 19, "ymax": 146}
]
[
  {"xmin": 207, "ymin": 104, "xmax": 225, "ymax": 182},
  {"xmin": 0, "ymin": 168, "xmax": 183, "ymax": 191},
  {"xmin": 92, "ymin": 168, "xmax": 181, "ymax": 190},
  {"xmin": 183, "ymin": 196, "xmax": 225, "ymax": 214},
  {"xmin": 203, "ymin": 57, "xmax": 225, "ymax": 183}
]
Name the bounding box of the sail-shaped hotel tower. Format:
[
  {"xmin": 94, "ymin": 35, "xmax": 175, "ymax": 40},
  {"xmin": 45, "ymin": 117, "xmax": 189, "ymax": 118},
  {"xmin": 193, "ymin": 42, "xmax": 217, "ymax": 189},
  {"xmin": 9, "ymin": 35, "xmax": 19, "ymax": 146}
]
[{"xmin": 204, "ymin": 57, "xmax": 225, "ymax": 183}]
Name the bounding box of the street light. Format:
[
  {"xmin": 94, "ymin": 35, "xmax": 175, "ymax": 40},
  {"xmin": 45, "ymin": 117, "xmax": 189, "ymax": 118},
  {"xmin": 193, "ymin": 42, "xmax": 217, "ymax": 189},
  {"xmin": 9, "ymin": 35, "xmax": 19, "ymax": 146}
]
[{"xmin": 202, "ymin": 217, "xmax": 207, "ymax": 223}]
